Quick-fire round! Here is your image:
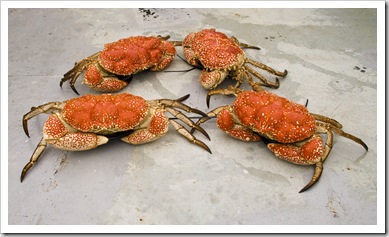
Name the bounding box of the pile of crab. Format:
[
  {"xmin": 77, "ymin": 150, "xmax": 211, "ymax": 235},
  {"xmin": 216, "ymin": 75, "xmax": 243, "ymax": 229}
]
[{"xmin": 22, "ymin": 29, "xmax": 368, "ymax": 193}]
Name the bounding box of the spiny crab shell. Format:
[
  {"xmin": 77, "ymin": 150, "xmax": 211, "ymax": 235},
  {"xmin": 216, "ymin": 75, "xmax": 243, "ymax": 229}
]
[{"xmin": 231, "ymin": 90, "xmax": 317, "ymax": 143}]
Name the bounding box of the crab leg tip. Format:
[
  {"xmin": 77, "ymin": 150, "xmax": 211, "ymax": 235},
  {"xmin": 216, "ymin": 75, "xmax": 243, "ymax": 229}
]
[
  {"xmin": 274, "ymin": 78, "xmax": 280, "ymax": 88},
  {"xmin": 198, "ymin": 142, "xmax": 212, "ymax": 154},
  {"xmin": 206, "ymin": 95, "xmax": 212, "ymax": 108},
  {"xmin": 20, "ymin": 162, "xmax": 33, "ymax": 183},
  {"xmin": 191, "ymin": 108, "xmax": 208, "ymax": 117},
  {"xmin": 298, "ymin": 180, "xmax": 316, "ymax": 193},
  {"xmin": 70, "ymin": 85, "xmax": 80, "ymax": 95},
  {"xmin": 298, "ymin": 162, "xmax": 323, "ymax": 193},
  {"xmin": 176, "ymin": 94, "xmax": 190, "ymax": 102},
  {"xmin": 359, "ymin": 140, "xmax": 369, "ymax": 151},
  {"xmin": 22, "ymin": 120, "xmax": 30, "ymax": 137}
]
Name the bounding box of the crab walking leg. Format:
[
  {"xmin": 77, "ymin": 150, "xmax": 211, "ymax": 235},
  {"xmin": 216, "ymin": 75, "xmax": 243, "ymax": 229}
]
[
  {"xmin": 206, "ymin": 86, "xmax": 244, "ymax": 108},
  {"xmin": 169, "ymin": 119, "xmax": 212, "ymax": 154},
  {"xmin": 230, "ymin": 36, "xmax": 261, "ymax": 50},
  {"xmin": 23, "ymin": 101, "xmax": 66, "ymax": 137},
  {"xmin": 267, "ymin": 135, "xmax": 326, "ymax": 193},
  {"xmin": 298, "ymin": 131, "xmax": 333, "ymax": 193},
  {"xmin": 60, "ymin": 51, "xmax": 101, "ymax": 95},
  {"xmin": 245, "ymin": 58, "xmax": 288, "ymax": 77},
  {"xmin": 156, "ymin": 96, "xmax": 208, "ymax": 118},
  {"xmin": 155, "ymin": 96, "xmax": 210, "ymax": 139},
  {"xmin": 244, "ymin": 65, "xmax": 280, "ymax": 89},
  {"xmin": 165, "ymin": 107, "xmax": 210, "ymax": 140},
  {"xmin": 311, "ymin": 113, "xmax": 343, "ymax": 129},
  {"xmin": 240, "ymin": 68, "xmax": 271, "ymax": 92},
  {"xmin": 268, "ymin": 122, "xmax": 368, "ymax": 192},
  {"xmin": 167, "ymin": 40, "xmax": 182, "ymax": 47},
  {"xmin": 321, "ymin": 123, "xmax": 369, "ymax": 152},
  {"xmin": 189, "ymin": 106, "xmax": 224, "ymax": 135},
  {"xmin": 20, "ymin": 138, "xmax": 47, "ymax": 182},
  {"xmin": 299, "ymin": 119, "xmax": 369, "ymax": 192}
]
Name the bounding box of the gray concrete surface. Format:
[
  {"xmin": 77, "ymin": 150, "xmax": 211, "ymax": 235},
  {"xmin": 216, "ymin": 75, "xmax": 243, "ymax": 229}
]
[{"xmin": 6, "ymin": 7, "xmax": 380, "ymax": 232}]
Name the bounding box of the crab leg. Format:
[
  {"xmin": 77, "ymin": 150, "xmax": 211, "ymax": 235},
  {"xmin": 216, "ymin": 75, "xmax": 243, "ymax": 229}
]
[
  {"xmin": 165, "ymin": 107, "xmax": 210, "ymax": 140},
  {"xmin": 157, "ymin": 97, "xmax": 208, "ymax": 117},
  {"xmin": 169, "ymin": 41, "xmax": 183, "ymax": 47},
  {"xmin": 321, "ymin": 122, "xmax": 368, "ymax": 151},
  {"xmin": 245, "ymin": 58, "xmax": 288, "ymax": 77},
  {"xmin": 206, "ymin": 86, "xmax": 243, "ymax": 108},
  {"xmin": 311, "ymin": 113, "xmax": 343, "ymax": 129},
  {"xmin": 230, "ymin": 36, "xmax": 261, "ymax": 50},
  {"xmin": 20, "ymin": 138, "xmax": 47, "ymax": 182},
  {"xmin": 299, "ymin": 122, "xmax": 368, "ymax": 192},
  {"xmin": 298, "ymin": 129, "xmax": 333, "ymax": 193},
  {"xmin": 168, "ymin": 119, "xmax": 212, "ymax": 154},
  {"xmin": 23, "ymin": 101, "xmax": 66, "ymax": 137},
  {"xmin": 244, "ymin": 65, "xmax": 280, "ymax": 89},
  {"xmin": 60, "ymin": 51, "xmax": 100, "ymax": 95}
]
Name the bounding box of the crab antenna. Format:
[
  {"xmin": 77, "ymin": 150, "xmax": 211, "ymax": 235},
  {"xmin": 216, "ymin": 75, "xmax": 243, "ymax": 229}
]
[{"xmin": 164, "ymin": 54, "xmax": 203, "ymax": 73}]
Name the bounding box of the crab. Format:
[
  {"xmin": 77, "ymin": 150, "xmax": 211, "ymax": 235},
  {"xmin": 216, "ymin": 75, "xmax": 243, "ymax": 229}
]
[
  {"xmin": 21, "ymin": 93, "xmax": 211, "ymax": 182},
  {"xmin": 60, "ymin": 35, "xmax": 177, "ymax": 95},
  {"xmin": 194, "ymin": 88, "xmax": 368, "ymax": 192},
  {"xmin": 174, "ymin": 29, "xmax": 287, "ymax": 102}
]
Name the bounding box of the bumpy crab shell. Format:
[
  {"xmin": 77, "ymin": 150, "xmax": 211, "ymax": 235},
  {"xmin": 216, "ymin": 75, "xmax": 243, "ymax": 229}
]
[
  {"xmin": 183, "ymin": 28, "xmax": 245, "ymax": 70},
  {"xmin": 99, "ymin": 36, "xmax": 177, "ymax": 75},
  {"xmin": 233, "ymin": 90, "xmax": 317, "ymax": 143},
  {"xmin": 60, "ymin": 35, "xmax": 177, "ymax": 94},
  {"xmin": 62, "ymin": 93, "xmax": 149, "ymax": 134}
]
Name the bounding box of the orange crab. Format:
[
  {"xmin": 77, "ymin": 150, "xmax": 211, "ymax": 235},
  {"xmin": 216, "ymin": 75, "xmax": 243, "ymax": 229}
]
[
  {"xmin": 195, "ymin": 88, "xmax": 368, "ymax": 192},
  {"xmin": 176, "ymin": 29, "xmax": 287, "ymax": 98},
  {"xmin": 21, "ymin": 93, "xmax": 211, "ymax": 182},
  {"xmin": 60, "ymin": 35, "xmax": 177, "ymax": 95}
]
